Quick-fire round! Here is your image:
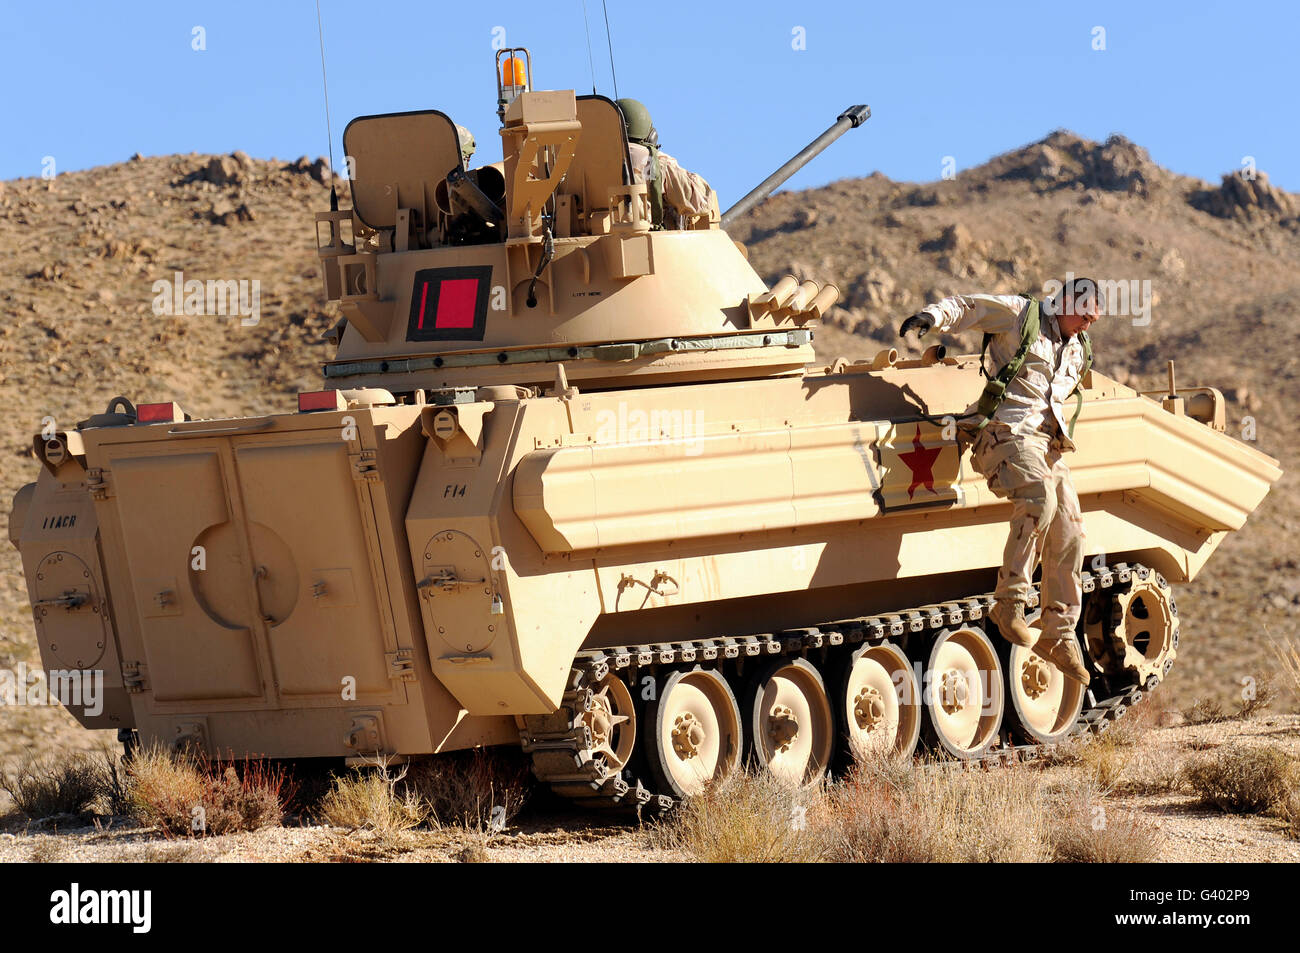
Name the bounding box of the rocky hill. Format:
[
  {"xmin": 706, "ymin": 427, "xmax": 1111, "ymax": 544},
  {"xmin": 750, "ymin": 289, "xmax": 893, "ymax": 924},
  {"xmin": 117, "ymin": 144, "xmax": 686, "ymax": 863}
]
[
  {"xmin": 0, "ymin": 133, "xmax": 1296, "ymax": 768},
  {"xmin": 728, "ymin": 131, "xmax": 1299, "ymax": 719}
]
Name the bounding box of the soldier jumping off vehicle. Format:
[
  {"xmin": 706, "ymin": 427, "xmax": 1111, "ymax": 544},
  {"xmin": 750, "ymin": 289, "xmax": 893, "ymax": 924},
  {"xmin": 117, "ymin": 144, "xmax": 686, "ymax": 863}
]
[
  {"xmin": 616, "ymin": 98, "xmax": 714, "ymax": 229},
  {"xmin": 899, "ymin": 278, "xmax": 1104, "ymax": 685}
]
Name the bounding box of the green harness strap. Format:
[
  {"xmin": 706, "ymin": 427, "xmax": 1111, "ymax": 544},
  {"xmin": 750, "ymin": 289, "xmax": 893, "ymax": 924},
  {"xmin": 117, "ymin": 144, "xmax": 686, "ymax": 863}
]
[
  {"xmin": 643, "ymin": 143, "xmax": 665, "ymax": 227},
  {"xmin": 1068, "ymin": 329, "xmax": 1092, "ymax": 438},
  {"xmin": 974, "ymin": 296, "xmax": 1039, "ymax": 432},
  {"xmin": 974, "ymin": 297, "xmax": 1093, "ymax": 438}
]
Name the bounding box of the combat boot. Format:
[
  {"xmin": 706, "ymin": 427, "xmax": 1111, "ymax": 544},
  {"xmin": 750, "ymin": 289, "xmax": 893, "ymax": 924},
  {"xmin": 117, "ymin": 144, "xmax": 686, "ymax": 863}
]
[
  {"xmin": 1034, "ymin": 637, "xmax": 1091, "ymax": 686},
  {"xmin": 988, "ymin": 599, "xmax": 1036, "ymax": 647}
]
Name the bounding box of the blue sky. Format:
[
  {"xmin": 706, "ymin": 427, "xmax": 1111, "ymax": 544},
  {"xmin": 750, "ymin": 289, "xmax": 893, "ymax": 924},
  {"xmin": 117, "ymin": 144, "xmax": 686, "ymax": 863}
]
[{"xmin": 4, "ymin": 1, "xmax": 1297, "ymax": 204}]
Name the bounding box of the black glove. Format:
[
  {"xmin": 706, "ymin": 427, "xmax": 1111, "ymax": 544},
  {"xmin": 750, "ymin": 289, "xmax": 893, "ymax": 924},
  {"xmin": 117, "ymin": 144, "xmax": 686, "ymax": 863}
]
[{"xmin": 899, "ymin": 312, "xmax": 934, "ymax": 339}]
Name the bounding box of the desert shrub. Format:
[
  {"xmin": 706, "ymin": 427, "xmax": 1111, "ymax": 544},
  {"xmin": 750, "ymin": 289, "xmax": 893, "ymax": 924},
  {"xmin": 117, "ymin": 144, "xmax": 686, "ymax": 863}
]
[
  {"xmin": 123, "ymin": 745, "xmax": 205, "ymax": 833},
  {"xmin": 1, "ymin": 751, "xmax": 111, "ymax": 819},
  {"xmin": 1273, "ymin": 788, "xmax": 1300, "ymax": 840},
  {"xmin": 1237, "ymin": 675, "xmax": 1277, "ymax": 718},
  {"xmin": 1271, "ymin": 636, "xmax": 1300, "ymax": 707},
  {"xmin": 1183, "ymin": 745, "xmax": 1297, "ymax": 814},
  {"xmin": 652, "ymin": 747, "xmax": 1170, "ymax": 864},
  {"xmin": 126, "ymin": 744, "xmax": 294, "ymax": 835},
  {"xmin": 825, "ymin": 759, "xmax": 1051, "ymax": 863},
  {"xmin": 1047, "ymin": 783, "xmax": 1162, "ymax": 862},
  {"xmin": 1183, "ymin": 698, "xmax": 1228, "ymax": 726},
  {"xmin": 648, "ymin": 769, "xmax": 830, "ymax": 863},
  {"xmin": 403, "ymin": 748, "xmax": 534, "ymax": 831},
  {"xmin": 26, "ymin": 838, "xmax": 68, "ymax": 862},
  {"xmin": 1109, "ymin": 744, "xmax": 1184, "ymax": 797},
  {"xmin": 1080, "ymin": 738, "xmax": 1127, "ymax": 793},
  {"xmin": 199, "ymin": 761, "xmax": 293, "ymax": 834},
  {"xmin": 1113, "ymin": 695, "xmax": 1160, "ymax": 737},
  {"xmin": 317, "ymin": 759, "xmax": 427, "ymax": 833},
  {"xmin": 98, "ymin": 747, "xmax": 134, "ymax": 816}
]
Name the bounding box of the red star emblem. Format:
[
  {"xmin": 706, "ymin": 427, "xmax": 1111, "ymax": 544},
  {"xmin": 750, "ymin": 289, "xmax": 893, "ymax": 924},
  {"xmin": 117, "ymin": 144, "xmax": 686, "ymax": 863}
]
[{"xmin": 898, "ymin": 424, "xmax": 943, "ymax": 499}]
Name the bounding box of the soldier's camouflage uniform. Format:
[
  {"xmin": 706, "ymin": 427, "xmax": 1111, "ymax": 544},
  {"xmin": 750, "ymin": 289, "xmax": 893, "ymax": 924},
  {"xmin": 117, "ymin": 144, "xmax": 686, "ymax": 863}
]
[
  {"xmin": 920, "ymin": 294, "xmax": 1090, "ymax": 647},
  {"xmin": 628, "ymin": 142, "xmax": 713, "ymax": 229}
]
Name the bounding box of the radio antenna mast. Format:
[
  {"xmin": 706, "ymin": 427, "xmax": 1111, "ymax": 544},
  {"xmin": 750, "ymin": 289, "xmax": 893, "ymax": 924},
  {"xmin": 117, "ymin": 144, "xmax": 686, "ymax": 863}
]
[
  {"xmin": 581, "ymin": 1, "xmax": 598, "ymax": 94},
  {"xmin": 315, "ymin": 0, "xmax": 338, "ymax": 211},
  {"xmin": 601, "ymin": 0, "xmax": 619, "ymax": 100}
]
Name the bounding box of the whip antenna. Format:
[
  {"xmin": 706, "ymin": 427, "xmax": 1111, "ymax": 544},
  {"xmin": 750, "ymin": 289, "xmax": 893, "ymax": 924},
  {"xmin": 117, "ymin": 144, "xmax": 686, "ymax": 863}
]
[
  {"xmin": 581, "ymin": 1, "xmax": 597, "ymax": 95},
  {"xmin": 601, "ymin": 0, "xmax": 619, "ymax": 100},
  {"xmin": 315, "ymin": 0, "xmax": 338, "ymax": 211}
]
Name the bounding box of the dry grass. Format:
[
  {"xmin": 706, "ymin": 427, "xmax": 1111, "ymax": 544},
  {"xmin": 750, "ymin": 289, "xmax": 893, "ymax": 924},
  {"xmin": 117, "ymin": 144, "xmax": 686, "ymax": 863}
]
[
  {"xmin": 121, "ymin": 745, "xmax": 205, "ymax": 831},
  {"xmin": 1272, "ymin": 635, "xmax": 1300, "ymax": 707},
  {"xmin": 1038, "ymin": 700, "xmax": 1178, "ymax": 797},
  {"xmin": 1047, "ymin": 782, "xmax": 1162, "ymax": 862},
  {"xmin": 1183, "ymin": 744, "xmax": 1299, "ymax": 815},
  {"xmin": 1110, "ymin": 744, "xmax": 1185, "ymax": 797},
  {"xmin": 652, "ymin": 744, "xmax": 1169, "ymax": 864},
  {"xmin": 1183, "ymin": 698, "xmax": 1230, "ymax": 726},
  {"xmin": 648, "ymin": 769, "xmax": 831, "ymax": 863},
  {"xmin": 1274, "ymin": 788, "xmax": 1300, "ymax": 840},
  {"xmin": 125, "ymin": 744, "xmax": 294, "ymax": 836},
  {"xmin": 1073, "ymin": 734, "xmax": 1183, "ymax": 797},
  {"xmin": 1237, "ymin": 675, "xmax": 1277, "ymax": 719},
  {"xmin": 403, "ymin": 748, "xmax": 534, "ymax": 831},
  {"xmin": 290, "ymin": 828, "xmax": 441, "ymax": 863},
  {"xmin": 1183, "ymin": 678, "xmax": 1277, "ymax": 725},
  {"xmin": 1, "ymin": 749, "xmax": 117, "ymax": 819},
  {"xmin": 140, "ymin": 842, "xmax": 205, "ymax": 862},
  {"xmin": 825, "ymin": 758, "xmax": 1053, "ymax": 862},
  {"xmin": 315, "ymin": 748, "xmax": 534, "ymax": 838},
  {"xmin": 454, "ymin": 834, "xmax": 493, "ymax": 863},
  {"xmin": 26, "ymin": 838, "xmax": 69, "ymax": 863},
  {"xmin": 316, "ymin": 759, "xmax": 429, "ymax": 834},
  {"xmin": 1080, "ymin": 738, "xmax": 1127, "ymax": 792}
]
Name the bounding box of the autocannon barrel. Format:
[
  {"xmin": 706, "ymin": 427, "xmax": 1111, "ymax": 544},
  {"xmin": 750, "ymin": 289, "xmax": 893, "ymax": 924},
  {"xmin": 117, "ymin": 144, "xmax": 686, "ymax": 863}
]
[{"xmin": 720, "ymin": 104, "xmax": 870, "ymax": 228}]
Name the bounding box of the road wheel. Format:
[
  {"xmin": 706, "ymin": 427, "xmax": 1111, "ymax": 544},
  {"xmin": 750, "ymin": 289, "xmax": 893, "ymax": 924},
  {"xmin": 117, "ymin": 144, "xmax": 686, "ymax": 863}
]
[
  {"xmin": 835, "ymin": 641, "xmax": 921, "ymax": 766},
  {"xmin": 1001, "ymin": 609, "xmax": 1086, "ymax": 744},
  {"xmin": 645, "ymin": 667, "xmax": 742, "ymax": 799},
  {"xmin": 744, "ymin": 658, "xmax": 834, "ymax": 785},
  {"xmin": 920, "ymin": 625, "xmax": 1004, "ymax": 758}
]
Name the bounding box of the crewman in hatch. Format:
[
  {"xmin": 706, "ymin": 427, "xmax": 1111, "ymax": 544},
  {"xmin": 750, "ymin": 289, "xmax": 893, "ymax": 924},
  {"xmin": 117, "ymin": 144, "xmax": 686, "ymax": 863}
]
[{"xmin": 616, "ymin": 98, "xmax": 714, "ymax": 229}]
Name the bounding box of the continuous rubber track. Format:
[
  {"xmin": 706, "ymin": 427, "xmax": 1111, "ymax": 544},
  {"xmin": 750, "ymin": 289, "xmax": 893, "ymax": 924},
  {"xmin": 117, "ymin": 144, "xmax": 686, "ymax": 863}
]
[{"xmin": 520, "ymin": 562, "xmax": 1174, "ymax": 813}]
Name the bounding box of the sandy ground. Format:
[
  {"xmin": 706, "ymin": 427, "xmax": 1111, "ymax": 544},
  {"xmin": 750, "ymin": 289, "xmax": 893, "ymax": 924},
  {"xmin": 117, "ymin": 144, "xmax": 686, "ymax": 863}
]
[{"xmin": 2, "ymin": 713, "xmax": 1295, "ymax": 863}]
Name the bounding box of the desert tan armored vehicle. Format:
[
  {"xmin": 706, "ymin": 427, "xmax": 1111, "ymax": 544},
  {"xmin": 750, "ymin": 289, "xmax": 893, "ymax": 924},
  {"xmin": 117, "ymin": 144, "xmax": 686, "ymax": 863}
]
[{"xmin": 11, "ymin": 50, "xmax": 1281, "ymax": 809}]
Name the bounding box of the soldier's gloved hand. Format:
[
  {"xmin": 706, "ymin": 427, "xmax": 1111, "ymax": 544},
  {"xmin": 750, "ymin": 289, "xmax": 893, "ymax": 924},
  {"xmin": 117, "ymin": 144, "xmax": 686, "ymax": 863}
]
[{"xmin": 899, "ymin": 312, "xmax": 934, "ymax": 339}]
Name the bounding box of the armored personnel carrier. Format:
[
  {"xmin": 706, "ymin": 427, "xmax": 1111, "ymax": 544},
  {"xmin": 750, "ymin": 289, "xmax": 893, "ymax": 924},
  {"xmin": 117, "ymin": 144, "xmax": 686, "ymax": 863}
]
[{"xmin": 10, "ymin": 50, "xmax": 1281, "ymax": 810}]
